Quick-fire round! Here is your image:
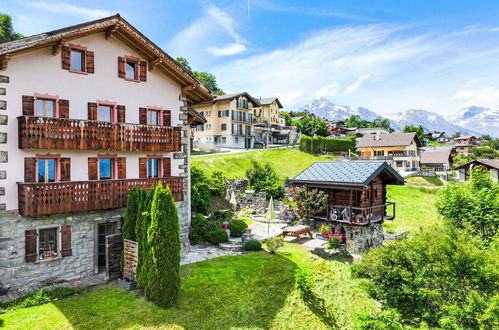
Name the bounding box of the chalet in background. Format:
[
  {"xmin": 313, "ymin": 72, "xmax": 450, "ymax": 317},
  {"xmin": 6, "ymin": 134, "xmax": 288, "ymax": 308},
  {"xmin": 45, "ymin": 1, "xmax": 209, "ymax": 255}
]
[
  {"xmin": 0, "ymin": 15, "xmax": 212, "ymax": 289},
  {"xmin": 455, "ymin": 158, "xmax": 499, "ymax": 181}
]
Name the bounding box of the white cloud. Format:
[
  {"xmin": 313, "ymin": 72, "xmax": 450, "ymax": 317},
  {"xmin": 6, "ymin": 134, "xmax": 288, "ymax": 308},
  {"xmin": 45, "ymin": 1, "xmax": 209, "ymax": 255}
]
[
  {"xmin": 277, "ymin": 90, "xmax": 304, "ymax": 106},
  {"xmin": 26, "ymin": 2, "xmax": 113, "ymax": 20},
  {"xmin": 315, "ymin": 82, "xmax": 340, "ymax": 99},
  {"xmin": 467, "ymin": 78, "xmax": 480, "ymax": 85},
  {"xmin": 207, "ymin": 43, "xmax": 247, "ymax": 56},
  {"xmin": 344, "ymin": 75, "xmax": 370, "ymax": 95},
  {"xmin": 453, "ymin": 87, "xmax": 499, "ymax": 108}
]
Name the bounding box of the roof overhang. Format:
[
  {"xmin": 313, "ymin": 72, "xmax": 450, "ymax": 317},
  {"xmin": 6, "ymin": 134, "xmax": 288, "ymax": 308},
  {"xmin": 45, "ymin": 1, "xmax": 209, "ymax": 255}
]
[{"xmin": 0, "ymin": 14, "xmax": 213, "ymax": 105}]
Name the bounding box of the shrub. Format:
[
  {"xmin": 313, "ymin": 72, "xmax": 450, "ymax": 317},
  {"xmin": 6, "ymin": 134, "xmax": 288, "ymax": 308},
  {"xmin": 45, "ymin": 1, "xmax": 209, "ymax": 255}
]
[
  {"xmin": 246, "ymin": 160, "xmax": 283, "ymax": 199},
  {"xmin": 212, "ymin": 209, "xmax": 234, "ymax": 223},
  {"xmin": 319, "ymin": 225, "xmax": 330, "ymax": 235},
  {"xmin": 357, "ymin": 309, "xmax": 403, "ymax": 330},
  {"xmin": 0, "ymin": 287, "xmax": 82, "ymax": 311},
  {"xmin": 206, "ymin": 228, "xmax": 228, "ymax": 244},
  {"xmin": 243, "ymin": 240, "xmax": 262, "ymax": 251},
  {"xmin": 189, "ymin": 214, "xmax": 208, "ymax": 244},
  {"xmin": 299, "ymin": 135, "xmax": 356, "ymax": 154},
  {"xmin": 122, "ymin": 188, "xmax": 139, "ymax": 241},
  {"xmin": 264, "ymin": 236, "xmax": 284, "ymax": 254},
  {"xmin": 142, "ymin": 184, "xmax": 181, "ymax": 308},
  {"xmin": 136, "ymin": 188, "xmax": 153, "ymax": 290},
  {"xmin": 191, "ymin": 166, "xmax": 211, "ymax": 214},
  {"xmin": 209, "ymin": 170, "xmax": 226, "ymax": 197},
  {"xmin": 324, "ymin": 231, "xmax": 344, "ymax": 249},
  {"xmin": 229, "ymin": 220, "xmax": 248, "ymax": 237},
  {"xmin": 288, "ymin": 186, "xmax": 327, "ymax": 224}
]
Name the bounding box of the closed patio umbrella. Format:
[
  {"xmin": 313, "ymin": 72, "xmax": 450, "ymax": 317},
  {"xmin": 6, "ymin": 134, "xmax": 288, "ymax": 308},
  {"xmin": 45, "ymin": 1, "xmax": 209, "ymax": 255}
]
[{"xmin": 266, "ymin": 196, "xmax": 275, "ymax": 236}]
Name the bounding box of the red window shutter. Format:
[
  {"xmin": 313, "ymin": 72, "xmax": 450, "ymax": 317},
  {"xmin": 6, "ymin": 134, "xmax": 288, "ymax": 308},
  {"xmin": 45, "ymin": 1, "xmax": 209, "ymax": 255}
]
[
  {"xmin": 139, "ymin": 107, "xmax": 147, "ymax": 124},
  {"xmin": 60, "ymin": 158, "xmax": 71, "ymax": 181},
  {"xmin": 163, "ymin": 110, "xmax": 171, "ymax": 126},
  {"xmin": 118, "ymin": 56, "xmax": 126, "ymax": 78},
  {"xmin": 62, "ymin": 46, "xmax": 71, "ymax": 70},
  {"xmin": 58, "ymin": 99, "xmax": 70, "ymax": 118},
  {"xmin": 60, "ymin": 225, "xmax": 72, "ymax": 257},
  {"xmin": 163, "ymin": 157, "xmax": 171, "ymax": 177},
  {"xmin": 117, "ymin": 157, "xmax": 126, "ymax": 179},
  {"xmin": 88, "ymin": 157, "xmax": 98, "ymax": 180},
  {"xmin": 117, "ymin": 105, "xmax": 126, "ymax": 123},
  {"xmin": 24, "ymin": 157, "xmax": 37, "ymax": 182},
  {"xmin": 139, "ymin": 61, "xmax": 147, "ymax": 82},
  {"xmin": 86, "ymin": 50, "xmax": 95, "ymax": 73},
  {"xmin": 22, "ymin": 95, "xmax": 34, "ymax": 116},
  {"xmin": 25, "ymin": 229, "xmax": 37, "ymax": 262},
  {"xmin": 139, "ymin": 157, "xmax": 147, "ymax": 178},
  {"xmin": 88, "ymin": 102, "xmax": 97, "ymax": 120}
]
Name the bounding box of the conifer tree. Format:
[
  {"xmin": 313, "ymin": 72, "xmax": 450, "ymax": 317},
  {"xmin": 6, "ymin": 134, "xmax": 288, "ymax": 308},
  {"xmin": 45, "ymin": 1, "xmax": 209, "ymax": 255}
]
[
  {"xmin": 122, "ymin": 188, "xmax": 139, "ymax": 241},
  {"xmin": 135, "ymin": 188, "xmax": 153, "ymax": 289}
]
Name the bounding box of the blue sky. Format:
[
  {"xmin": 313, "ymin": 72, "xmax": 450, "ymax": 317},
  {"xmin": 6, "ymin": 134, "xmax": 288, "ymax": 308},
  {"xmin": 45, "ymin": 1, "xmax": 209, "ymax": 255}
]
[{"xmin": 2, "ymin": 0, "xmax": 499, "ymax": 115}]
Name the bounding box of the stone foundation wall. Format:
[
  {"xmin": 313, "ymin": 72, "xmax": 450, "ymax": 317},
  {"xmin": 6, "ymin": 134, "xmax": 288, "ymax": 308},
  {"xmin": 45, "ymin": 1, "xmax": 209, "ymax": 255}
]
[
  {"xmin": 0, "ymin": 208, "xmax": 123, "ymax": 289},
  {"xmin": 313, "ymin": 220, "xmax": 384, "ymax": 254},
  {"xmin": 226, "ymin": 179, "xmax": 284, "ymax": 215}
]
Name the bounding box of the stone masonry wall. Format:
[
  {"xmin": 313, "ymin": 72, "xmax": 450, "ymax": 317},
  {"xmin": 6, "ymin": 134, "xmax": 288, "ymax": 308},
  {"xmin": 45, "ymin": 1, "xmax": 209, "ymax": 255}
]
[
  {"xmin": 0, "ymin": 74, "xmax": 7, "ymax": 211},
  {"xmin": 0, "ymin": 208, "xmax": 123, "ymax": 289}
]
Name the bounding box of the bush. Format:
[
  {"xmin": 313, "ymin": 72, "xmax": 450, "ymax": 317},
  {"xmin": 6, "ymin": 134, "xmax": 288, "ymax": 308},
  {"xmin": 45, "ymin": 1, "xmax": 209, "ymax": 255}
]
[
  {"xmin": 357, "ymin": 309, "xmax": 403, "ymax": 330},
  {"xmin": 326, "ymin": 235, "xmax": 342, "ymax": 249},
  {"xmin": 122, "ymin": 188, "xmax": 139, "ymax": 241},
  {"xmin": 209, "ymin": 170, "xmax": 226, "ymax": 197},
  {"xmin": 189, "ymin": 214, "xmax": 209, "ymax": 244},
  {"xmin": 206, "ymin": 228, "xmax": 228, "ymax": 244},
  {"xmin": 136, "ymin": 188, "xmax": 153, "ymax": 290},
  {"xmin": 243, "ymin": 240, "xmax": 262, "ymax": 251},
  {"xmin": 299, "ymin": 135, "xmax": 356, "ymax": 154},
  {"xmin": 212, "ymin": 209, "xmax": 234, "ymax": 223},
  {"xmin": 0, "ymin": 287, "xmax": 82, "ymax": 311},
  {"xmin": 142, "ymin": 184, "xmax": 181, "ymax": 308},
  {"xmin": 352, "ymin": 225, "xmax": 499, "ymax": 328},
  {"xmin": 264, "ymin": 236, "xmax": 284, "ymax": 254},
  {"xmin": 246, "ymin": 160, "xmax": 283, "ymax": 199},
  {"xmin": 229, "ymin": 220, "xmax": 248, "ymax": 237},
  {"xmin": 319, "ymin": 225, "xmax": 330, "ymax": 235},
  {"xmin": 191, "ymin": 166, "xmax": 211, "ymax": 214}
]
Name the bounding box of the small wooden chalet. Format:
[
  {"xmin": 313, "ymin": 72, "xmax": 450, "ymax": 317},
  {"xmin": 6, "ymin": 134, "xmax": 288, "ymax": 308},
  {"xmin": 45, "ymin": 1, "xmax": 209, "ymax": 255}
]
[{"xmin": 289, "ymin": 161, "xmax": 404, "ymax": 253}]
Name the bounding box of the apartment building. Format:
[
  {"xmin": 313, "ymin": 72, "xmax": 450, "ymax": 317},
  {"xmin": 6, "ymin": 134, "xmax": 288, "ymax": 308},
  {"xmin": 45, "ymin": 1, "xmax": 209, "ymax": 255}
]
[
  {"xmin": 0, "ymin": 15, "xmax": 212, "ymax": 289},
  {"xmin": 355, "ymin": 132, "xmax": 422, "ymax": 173},
  {"xmin": 192, "ymin": 92, "xmax": 259, "ymax": 149}
]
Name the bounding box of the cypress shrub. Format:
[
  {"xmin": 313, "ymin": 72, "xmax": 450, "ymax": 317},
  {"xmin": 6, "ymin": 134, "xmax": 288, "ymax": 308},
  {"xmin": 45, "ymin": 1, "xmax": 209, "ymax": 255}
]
[
  {"xmin": 143, "ymin": 183, "xmax": 181, "ymax": 308},
  {"xmin": 122, "ymin": 188, "xmax": 139, "ymax": 241},
  {"xmin": 135, "ymin": 188, "xmax": 153, "ymax": 290}
]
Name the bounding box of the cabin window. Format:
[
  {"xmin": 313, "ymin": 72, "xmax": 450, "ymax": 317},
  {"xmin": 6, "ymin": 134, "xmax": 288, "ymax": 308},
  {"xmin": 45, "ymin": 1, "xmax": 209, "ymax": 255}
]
[
  {"xmin": 98, "ymin": 105, "xmax": 113, "ymax": 122},
  {"xmin": 35, "ymin": 99, "xmax": 56, "ymax": 117},
  {"xmin": 126, "ymin": 60, "xmax": 137, "ymax": 80},
  {"xmin": 147, "ymin": 158, "xmax": 160, "ymax": 178},
  {"xmin": 147, "ymin": 110, "xmax": 160, "ymax": 125},
  {"xmin": 37, "ymin": 158, "xmax": 57, "ymax": 183},
  {"xmin": 38, "ymin": 227, "xmax": 58, "ymax": 260},
  {"xmin": 99, "ymin": 158, "xmax": 114, "ymax": 180},
  {"xmin": 70, "ymin": 49, "xmax": 85, "ymax": 72}
]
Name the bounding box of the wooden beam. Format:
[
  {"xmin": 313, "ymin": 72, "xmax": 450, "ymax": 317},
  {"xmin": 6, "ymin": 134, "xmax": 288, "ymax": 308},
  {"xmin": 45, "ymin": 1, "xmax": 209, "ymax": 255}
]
[
  {"xmin": 0, "ymin": 54, "xmax": 11, "ymax": 71},
  {"xmin": 181, "ymin": 84, "xmax": 196, "ymax": 96},
  {"xmin": 148, "ymin": 57, "xmax": 162, "ymax": 71},
  {"xmin": 52, "ymin": 39, "xmax": 65, "ymax": 55},
  {"xmin": 105, "ymin": 25, "xmax": 119, "ymax": 39}
]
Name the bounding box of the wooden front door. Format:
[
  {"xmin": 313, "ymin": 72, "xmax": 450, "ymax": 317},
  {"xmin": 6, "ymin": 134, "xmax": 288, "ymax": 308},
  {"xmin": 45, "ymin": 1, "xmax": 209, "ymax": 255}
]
[{"xmin": 98, "ymin": 222, "xmax": 117, "ymax": 267}]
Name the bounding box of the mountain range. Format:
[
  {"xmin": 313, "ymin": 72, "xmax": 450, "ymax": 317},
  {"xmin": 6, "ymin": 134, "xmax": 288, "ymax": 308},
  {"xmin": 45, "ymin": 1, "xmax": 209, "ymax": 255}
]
[{"xmin": 299, "ymin": 98, "xmax": 498, "ymax": 137}]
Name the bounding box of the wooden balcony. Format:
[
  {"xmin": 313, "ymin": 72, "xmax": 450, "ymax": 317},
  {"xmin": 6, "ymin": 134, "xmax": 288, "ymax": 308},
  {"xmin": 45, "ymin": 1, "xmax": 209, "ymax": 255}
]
[
  {"xmin": 18, "ymin": 177, "xmax": 184, "ymax": 216},
  {"xmin": 313, "ymin": 202, "xmax": 396, "ymax": 225},
  {"xmin": 18, "ymin": 116, "xmax": 182, "ymax": 152}
]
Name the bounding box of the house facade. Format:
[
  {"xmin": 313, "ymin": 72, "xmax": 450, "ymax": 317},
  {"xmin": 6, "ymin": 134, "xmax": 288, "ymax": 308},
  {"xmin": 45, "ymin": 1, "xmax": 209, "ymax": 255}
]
[
  {"xmin": 355, "ymin": 132, "xmax": 422, "ymax": 173},
  {"xmin": 192, "ymin": 92, "xmax": 258, "ymax": 149},
  {"xmin": 0, "ymin": 15, "xmax": 212, "ymax": 289},
  {"xmin": 455, "ymin": 158, "xmax": 499, "ymax": 182},
  {"xmin": 420, "ymin": 146, "xmax": 454, "ymax": 179},
  {"xmin": 453, "ymin": 135, "xmax": 481, "ymax": 145}
]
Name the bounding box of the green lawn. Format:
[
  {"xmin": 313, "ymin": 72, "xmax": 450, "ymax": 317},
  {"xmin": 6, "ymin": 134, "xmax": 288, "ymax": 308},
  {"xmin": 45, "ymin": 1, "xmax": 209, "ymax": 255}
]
[
  {"xmin": 385, "ymin": 186, "xmax": 441, "ymax": 233},
  {"xmin": 0, "ymin": 244, "xmax": 377, "ymax": 329},
  {"xmin": 405, "ymin": 175, "xmax": 444, "ymax": 186},
  {"xmin": 192, "ymin": 148, "xmax": 327, "ymax": 180}
]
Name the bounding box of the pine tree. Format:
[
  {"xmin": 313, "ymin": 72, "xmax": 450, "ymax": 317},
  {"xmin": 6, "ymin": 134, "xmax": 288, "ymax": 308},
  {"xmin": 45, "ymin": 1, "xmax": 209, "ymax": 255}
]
[
  {"xmin": 122, "ymin": 188, "xmax": 139, "ymax": 241},
  {"xmin": 135, "ymin": 188, "xmax": 153, "ymax": 289},
  {"xmin": 143, "ymin": 183, "xmax": 181, "ymax": 307}
]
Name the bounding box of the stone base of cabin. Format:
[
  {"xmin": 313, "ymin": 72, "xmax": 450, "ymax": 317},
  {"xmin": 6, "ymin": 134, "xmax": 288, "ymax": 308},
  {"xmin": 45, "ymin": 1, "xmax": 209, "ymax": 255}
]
[
  {"xmin": 0, "ymin": 200, "xmax": 190, "ymax": 290},
  {"xmin": 312, "ymin": 220, "xmax": 384, "ymax": 254}
]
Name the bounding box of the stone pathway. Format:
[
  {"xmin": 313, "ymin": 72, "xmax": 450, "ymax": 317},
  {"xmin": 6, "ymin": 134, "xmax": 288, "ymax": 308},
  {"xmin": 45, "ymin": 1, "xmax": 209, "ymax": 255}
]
[{"xmin": 180, "ymin": 244, "xmax": 242, "ymax": 265}]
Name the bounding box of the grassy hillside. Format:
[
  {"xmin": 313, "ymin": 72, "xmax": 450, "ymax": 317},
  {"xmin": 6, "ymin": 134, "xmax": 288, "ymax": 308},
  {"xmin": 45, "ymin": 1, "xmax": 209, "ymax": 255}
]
[
  {"xmin": 405, "ymin": 176, "xmax": 444, "ymax": 186},
  {"xmin": 192, "ymin": 148, "xmax": 327, "ymax": 180}
]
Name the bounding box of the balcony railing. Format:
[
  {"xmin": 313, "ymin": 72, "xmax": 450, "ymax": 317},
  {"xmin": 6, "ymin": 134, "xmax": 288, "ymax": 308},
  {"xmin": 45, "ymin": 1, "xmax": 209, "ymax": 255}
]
[
  {"xmin": 18, "ymin": 116, "xmax": 182, "ymax": 152},
  {"xmin": 312, "ymin": 202, "xmax": 395, "ymax": 225},
  {"xmin": 18, "ymin": 177, "xmax": 184, "ymax": 216}
]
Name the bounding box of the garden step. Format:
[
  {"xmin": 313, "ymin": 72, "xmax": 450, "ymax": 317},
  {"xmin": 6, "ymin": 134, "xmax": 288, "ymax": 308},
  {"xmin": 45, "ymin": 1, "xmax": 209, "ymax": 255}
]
[
  {"xmin": 228, "ymin": 237, "xmax": 242, "ymax": 245},
  {"xmin": 219, "ymin": 242, "xmax": 243, "ymax": 252}
]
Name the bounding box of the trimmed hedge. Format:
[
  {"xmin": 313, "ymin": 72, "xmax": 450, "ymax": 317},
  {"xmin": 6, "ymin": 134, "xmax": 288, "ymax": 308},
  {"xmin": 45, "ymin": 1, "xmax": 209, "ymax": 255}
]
[
  {"xmin": 299, "ymin": 135, "xmax": 355, "ymax": 154},
  {"xmin": 229, "ymin": 220, "xmax": 248, "ymax": 238},
  {"xmin": 206, "ymin": 228, "xmax": 228, "ymax": 244},
  {"xmin": 243, "ymin": 240, "xmax": 262, "ymax": 251}
]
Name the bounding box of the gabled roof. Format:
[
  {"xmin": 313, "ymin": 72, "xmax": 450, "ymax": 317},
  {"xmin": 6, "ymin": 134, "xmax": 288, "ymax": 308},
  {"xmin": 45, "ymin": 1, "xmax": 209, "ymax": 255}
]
[
  {"xmin": 0, "ymin": 14, "xmax": 212, "ymax": 104},
  {"xmin": 356, "ymin": 132, "xmax": 421, "ymax": 148},
  {"xmin": 289, "ymin": 161, "xmax": 404, "ymax": 187},
  {"xmin": 195, "ymin": 92, "xmax": 260, "ymax": 106},
  {"xmin": 187, "ymin": 107, "xmax": 207, "ymax": 126},
  {"xmin": 258, "ymin": 97, "xmax": 283, "ymax": 108},
  {"xmin": 421, "ymin": 151, "xmax": 452, "ymax": 165},
  {"xmin": 454, "ymin": 158, "xmax": 499, "ymax": 170}
]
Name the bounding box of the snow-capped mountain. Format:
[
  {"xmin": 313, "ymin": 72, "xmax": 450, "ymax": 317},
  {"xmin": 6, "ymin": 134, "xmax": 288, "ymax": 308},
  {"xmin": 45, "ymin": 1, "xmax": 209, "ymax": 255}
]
[
  {"xmin": 448, "ymin": 106, "xmax": 499, "ymax": 137},
  {"xmin": 299, "ymin": 98, "xmax": 492, "ymax": 136}
]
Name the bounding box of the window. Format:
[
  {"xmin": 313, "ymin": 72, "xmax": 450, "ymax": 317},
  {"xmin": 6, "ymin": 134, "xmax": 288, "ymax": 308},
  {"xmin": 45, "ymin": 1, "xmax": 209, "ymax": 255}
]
[
  {"xmin": 221, "ymin": 123, "xmax": 227, "ymax": 131},
  {"xmin": 222, "ymin": 137, "xmax": 226, "ymax": 143},
  {"xmin": 147, "ymin": 158, "xmax": 160, "ymax": 178},
  {"xmin": 218, "ymin": 110, "xmax": 229, "ymax": 117},
  {"xmin": 99, "ymin": 158, "xmax": 114, "ymax": 180},
  {"xmin": 126, "ymin": 60, "xmax": 137, "ymax": 80},
  {"xmin": 98, "ymin": 105, "xmax": 113, "ymax": 122},
  {"xmin": 374, "ymin": 150, "xmax": 384, "ymax": 156},
  {"xmin": 39, "ymin": 227, "xmax": 58, "ymax": 260},
  {"xmin": 205, "ymin": 111, "xmax": 212, "ymax": 116},
  {"xmin": 235, "ymin": 137, "xmax": 239, "ymax": 143},
  {"xmin": 70, "ymin": 49, "xmax": 85, "ymax": 72},
  {"xmin": 37, "ymin": 158, "xmax": 57, "ymax": 183},
  {"xmin": 35, "ymin": 98, "xmax": 56, "ymax": 117},
  {"xmin": 396, "ymin": 161, "xmax": 403, "ymax": 167},
  {"xmin": 205, "ymin": 123, "xmax": 211, "ymax": 130},
  {"xmin": 147, "ymin": 110, "xmax": 160, "ymax": 125},
  {"xmin": 195, "ymin": 125, "xmax": 204, "ymax": 132}
]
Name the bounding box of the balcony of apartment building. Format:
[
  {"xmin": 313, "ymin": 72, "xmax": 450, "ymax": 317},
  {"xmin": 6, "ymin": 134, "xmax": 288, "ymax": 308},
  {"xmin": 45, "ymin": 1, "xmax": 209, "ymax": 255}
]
[
  {"xmin": 231, "ymin": 110, "xmax": 253, "ymax": 124},
  {"xmin": 231, "ymin": 123, "xmax": 253, "ymax": 137},
  {"xmin": 18, "ymin": 115, "xmax": 182, "ymax": 152}
]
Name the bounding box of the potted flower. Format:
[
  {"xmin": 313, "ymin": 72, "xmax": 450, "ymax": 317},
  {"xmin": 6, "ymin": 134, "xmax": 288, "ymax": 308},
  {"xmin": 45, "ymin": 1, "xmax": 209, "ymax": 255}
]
[{"xmin": 324, "ymin": 231, "xmax": 344, "ymax": 250}]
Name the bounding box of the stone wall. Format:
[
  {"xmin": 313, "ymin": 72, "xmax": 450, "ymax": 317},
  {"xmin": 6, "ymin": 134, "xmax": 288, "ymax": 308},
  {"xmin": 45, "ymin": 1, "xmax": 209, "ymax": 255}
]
[
  {"xmin": 0, "ymin": 208, "xmax": 123, "ymax": 289},
  {"xmin": 0, "ymin": 75, "xmax": 7, "ymax": 211},
  {"xmin": 226, "ymin": 179, "xmax": 285, "ymax": 215},
  {"xmin": 313, "ymin": 220, "xmax": 384, "ymax": 254}
]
